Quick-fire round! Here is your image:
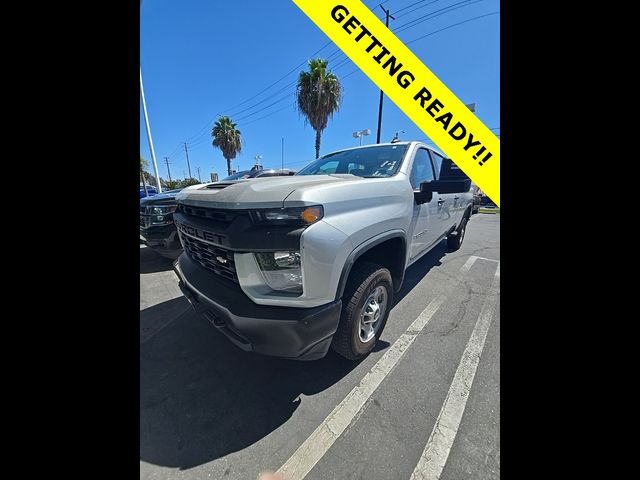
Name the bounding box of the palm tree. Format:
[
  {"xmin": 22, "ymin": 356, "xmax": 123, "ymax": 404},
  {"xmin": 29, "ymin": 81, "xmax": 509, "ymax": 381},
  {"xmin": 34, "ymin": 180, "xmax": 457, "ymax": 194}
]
[
  {"xmin": 296, "ymin": 58, "xmax": 342, "ymax": 159},
  {"xmin": 211, "ymin": 116, "xmax": 242, "ymax": 176}
]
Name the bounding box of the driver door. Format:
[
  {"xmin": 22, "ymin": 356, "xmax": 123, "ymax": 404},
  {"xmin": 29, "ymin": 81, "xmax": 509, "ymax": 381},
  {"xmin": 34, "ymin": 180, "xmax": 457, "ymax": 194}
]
[{"xmin": 409, "ymin": 148, "xmax": 442, "ymax": 259}]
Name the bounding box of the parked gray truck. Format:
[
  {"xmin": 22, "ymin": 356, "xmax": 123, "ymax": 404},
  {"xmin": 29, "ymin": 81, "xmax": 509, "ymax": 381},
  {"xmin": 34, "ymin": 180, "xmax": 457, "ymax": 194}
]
[{"xmin": 173, "ymin": 141, "xmax": 473, "ymax": 361}]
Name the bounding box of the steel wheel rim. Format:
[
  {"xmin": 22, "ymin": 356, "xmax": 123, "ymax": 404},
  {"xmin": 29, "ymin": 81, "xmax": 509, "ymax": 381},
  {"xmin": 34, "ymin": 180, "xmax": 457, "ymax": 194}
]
[{"xmin": 359, "ymin": 286, "xmax": 387, "ymax": 343}]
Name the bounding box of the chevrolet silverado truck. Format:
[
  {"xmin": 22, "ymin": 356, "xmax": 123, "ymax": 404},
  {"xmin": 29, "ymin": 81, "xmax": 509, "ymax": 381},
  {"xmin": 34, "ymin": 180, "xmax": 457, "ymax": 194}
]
[
  {"xmin": 140, "ymin": 188, "xmax": 184, "ymax": 259},
  {"xmin": 173, "ymin": 142, "xmax": 472, "ymax": 361}
]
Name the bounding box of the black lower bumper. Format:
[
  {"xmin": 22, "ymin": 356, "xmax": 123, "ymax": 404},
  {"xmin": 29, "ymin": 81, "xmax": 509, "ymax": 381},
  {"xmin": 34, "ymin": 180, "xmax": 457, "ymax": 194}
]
[
  {"xmin": 174, "ymin": 254, "xmax": 342, "ymax": 360},
  {"xmin": 140, "ymin": 224, "xmax": 183, "ymax": 259}
]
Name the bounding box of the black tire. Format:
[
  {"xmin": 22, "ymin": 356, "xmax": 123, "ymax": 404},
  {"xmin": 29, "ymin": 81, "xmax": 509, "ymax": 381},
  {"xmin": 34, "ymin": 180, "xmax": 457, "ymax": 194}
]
[
  {"xmin": 331, "ymin": 262, "xmax": 393, "ymax": 361},
  {"xmin": 447, "ymin": 213, "xmax": 469, "ymax": 250}
]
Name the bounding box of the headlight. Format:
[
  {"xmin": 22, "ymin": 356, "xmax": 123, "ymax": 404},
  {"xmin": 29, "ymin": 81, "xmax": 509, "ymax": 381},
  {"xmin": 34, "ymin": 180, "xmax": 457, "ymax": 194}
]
[
  {"xmin": 250, "ymin": 206, "xmax": 323, "ymax": 226},
  {"xmin": 144, "ymin": 204, "xmax": 177, "ymax": 225},
  {"xmin": 254, "ymin": 251, "xmax": 302, "ymax": 293},
  {"xmin": 147, "ymin": 205, "xmax": 177, "ymax": 215}
]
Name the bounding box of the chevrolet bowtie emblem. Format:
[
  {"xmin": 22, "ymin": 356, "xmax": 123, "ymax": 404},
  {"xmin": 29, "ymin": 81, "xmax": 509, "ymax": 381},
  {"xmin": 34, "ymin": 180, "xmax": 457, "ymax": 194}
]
[{"xmin": 216, "ymin": 256, "xmax": 228, "ymax": 264}]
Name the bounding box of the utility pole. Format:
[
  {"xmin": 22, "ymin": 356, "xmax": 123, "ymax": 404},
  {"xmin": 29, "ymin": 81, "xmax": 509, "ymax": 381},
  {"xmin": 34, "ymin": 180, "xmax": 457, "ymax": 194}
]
[
  {"xmin": 183, "ymin": 142, "xmax": 192, "ymax": 179},
  {"xmin": 140, "ymin": 67, "xmax": 162, "ymax": 192},
  {"xmin": 196, "ymin": 166, "xmax": 202, "ymax": 183},
  {"xmin": 282, "ymin": 137, "xmax": 285, "ymax": 171},
  {"xmin": 376, "ymin": 4, "xmax": 394, "ymax": 144},
  {"xmin": 164, "ymin": 157, "xmax": 172, "ymax": 183}
]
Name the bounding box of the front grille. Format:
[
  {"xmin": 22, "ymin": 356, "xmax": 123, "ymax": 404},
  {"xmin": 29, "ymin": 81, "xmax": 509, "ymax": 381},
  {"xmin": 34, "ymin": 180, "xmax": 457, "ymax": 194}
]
[
  {"xmin": 176, "ymin": 204, "xmax": 243, "ymax": 225},
  {"xmin": 180, "ymin": 233, "xmax": 238, "ymax": 283}
]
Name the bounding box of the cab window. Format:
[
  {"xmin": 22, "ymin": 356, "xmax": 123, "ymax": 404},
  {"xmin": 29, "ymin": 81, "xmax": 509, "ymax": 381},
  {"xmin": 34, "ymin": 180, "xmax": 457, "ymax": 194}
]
[
  {"xmin": 409, "ymin": 148, "xmax": 435, "ymax": 190},
  {"xmin": 429, "ymin": 151, "xmax": 445, "ymax": 178}
]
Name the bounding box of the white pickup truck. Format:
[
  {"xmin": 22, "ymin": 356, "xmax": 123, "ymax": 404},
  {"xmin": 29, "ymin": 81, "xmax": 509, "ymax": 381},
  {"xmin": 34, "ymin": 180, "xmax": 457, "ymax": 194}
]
[{"xmin": 173, "ymin": 141, "xmax": 473, "ymax": 360}]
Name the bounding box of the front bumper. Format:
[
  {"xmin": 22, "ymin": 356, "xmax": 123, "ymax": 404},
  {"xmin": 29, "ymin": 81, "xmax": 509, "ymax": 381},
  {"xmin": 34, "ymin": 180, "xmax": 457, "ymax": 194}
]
[
  {"xmin": 174, "ymin": 254, "xmax": 342, "ymax": 360},
  {"xmin": 140, "ymin": 221, "xmax": 183, "ymax": 258}
]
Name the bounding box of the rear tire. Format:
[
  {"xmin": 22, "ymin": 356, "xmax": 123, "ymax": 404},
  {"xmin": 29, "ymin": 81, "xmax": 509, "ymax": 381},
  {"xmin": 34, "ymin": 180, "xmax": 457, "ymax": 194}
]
[
  {"xmin": 447, "ymin": 214, "xmax": 469, "ymax": 250},
  {"xmin": 331, "ymin": 262, "xmax": 393, "ymax": 361}
]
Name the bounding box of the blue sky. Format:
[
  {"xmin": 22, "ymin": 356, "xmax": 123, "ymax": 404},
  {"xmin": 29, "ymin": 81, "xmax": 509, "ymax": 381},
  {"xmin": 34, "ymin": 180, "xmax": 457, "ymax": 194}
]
[{"xmin": 140, "ymin": 0, "xmax": 499, "ymax": 181}]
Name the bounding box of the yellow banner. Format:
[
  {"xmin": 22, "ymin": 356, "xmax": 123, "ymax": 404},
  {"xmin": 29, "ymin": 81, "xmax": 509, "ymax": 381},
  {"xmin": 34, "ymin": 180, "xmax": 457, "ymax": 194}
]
[{"xmin": 292, "ymin": 0, "xmax": 500, "ymax": 206}]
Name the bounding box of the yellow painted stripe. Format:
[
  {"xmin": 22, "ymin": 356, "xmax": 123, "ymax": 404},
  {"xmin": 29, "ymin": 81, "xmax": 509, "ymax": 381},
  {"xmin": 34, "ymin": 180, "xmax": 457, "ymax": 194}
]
[{"xmin": 292, "ymin": 0, "xmax": 500, "ymax": 206}]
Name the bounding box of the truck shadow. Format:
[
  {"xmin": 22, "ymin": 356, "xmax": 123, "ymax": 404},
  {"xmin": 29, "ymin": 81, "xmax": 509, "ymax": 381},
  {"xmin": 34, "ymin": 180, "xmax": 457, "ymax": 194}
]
[
  {"xmin": 140, "ymin": 246, "xmax": 176, "ymax": 274},
  {"xmin": 140, "ymin": 298, "xmax": 361, "ymax": 470},
  {"xmin": 393, "ymin": 239, "xmax": 448, "ymax": 305}
]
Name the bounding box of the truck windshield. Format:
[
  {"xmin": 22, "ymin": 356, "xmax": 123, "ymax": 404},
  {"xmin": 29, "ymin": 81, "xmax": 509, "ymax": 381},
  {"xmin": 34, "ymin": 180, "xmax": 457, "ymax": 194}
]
[{"xmin": 297, "ymin": 144, "xmax": 408, "ymax": 178}]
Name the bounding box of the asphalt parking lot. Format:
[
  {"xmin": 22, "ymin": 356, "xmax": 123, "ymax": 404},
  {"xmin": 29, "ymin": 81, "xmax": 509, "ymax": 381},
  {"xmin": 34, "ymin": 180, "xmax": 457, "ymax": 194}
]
[{"xmin": 140, "ymin": 213, "xmax": 500, "ymax": 480}]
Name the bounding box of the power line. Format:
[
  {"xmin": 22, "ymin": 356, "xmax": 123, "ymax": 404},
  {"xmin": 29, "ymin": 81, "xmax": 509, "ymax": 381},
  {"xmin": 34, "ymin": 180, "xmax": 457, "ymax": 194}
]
[
  {"xmin": 240, "ymin": 102, "xmax": 297, "ymax": 127},
  {"xmin": 219, "ymin": 41, "xmax": 334, "ymax": 116},
  {"xmin": 395, "ymin": 0, "xmax": 485, "ymax": 34},
  {"xmin": 234, "ymin": 91, "xmax": 293, "ymax": 122},
  {"xmin": 180, "ymin": 41, "xmax": 333, "ymax": 144},
  {"xmin": 406, "ymin": 10, "xmax": 498, "ymax": 45},
  {"xmin": 396, "ymin": 0, "xmax": 440, "ymax": 18},
  {"xmin": 168, "ymin": 1, "xmax": 477, "ymax": 149},
  {"xmin": 394, "ymin": 0, "xmax": 436, "ymax": 15},
  {"xmin": 227, "ymin": 2, "xmax": 488, "ymax": 125},
  {"xmin": 172, "ymin": 1, "xmax": 388, "ymax": 147},
  {"xmin": 340, "ymin": 10, "xmax": 499, "ymax": 80}
]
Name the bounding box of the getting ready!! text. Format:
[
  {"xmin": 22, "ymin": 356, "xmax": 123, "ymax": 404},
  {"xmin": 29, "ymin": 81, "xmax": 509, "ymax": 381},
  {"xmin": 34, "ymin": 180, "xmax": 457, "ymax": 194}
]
[{"xmin": 330, "ymin": 4, "xmax": 493, "ymax": 167}]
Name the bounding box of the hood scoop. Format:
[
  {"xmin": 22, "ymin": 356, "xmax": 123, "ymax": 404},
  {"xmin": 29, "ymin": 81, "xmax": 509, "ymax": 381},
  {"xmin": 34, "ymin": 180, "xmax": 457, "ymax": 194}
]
[{"xmin": 202, "ymin": 182, "xmax": 237, "ymax": 190}]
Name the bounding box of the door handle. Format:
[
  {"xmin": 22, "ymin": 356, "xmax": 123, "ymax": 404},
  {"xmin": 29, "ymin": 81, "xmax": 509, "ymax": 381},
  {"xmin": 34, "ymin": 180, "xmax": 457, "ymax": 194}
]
[
  {"xmin": 453, "ymin": 196, "xmax": 460, "ymax": 200},
  {"xmin": 437, "ymin": 198, "xmax": 445, "ymax": 204}
]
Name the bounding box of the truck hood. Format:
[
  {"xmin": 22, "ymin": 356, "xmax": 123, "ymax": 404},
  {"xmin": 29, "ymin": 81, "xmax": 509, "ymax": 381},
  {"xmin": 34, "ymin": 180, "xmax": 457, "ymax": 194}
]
[{"xmin": 175, "ymin": 175, "xmax": 363, "ymax": 209}]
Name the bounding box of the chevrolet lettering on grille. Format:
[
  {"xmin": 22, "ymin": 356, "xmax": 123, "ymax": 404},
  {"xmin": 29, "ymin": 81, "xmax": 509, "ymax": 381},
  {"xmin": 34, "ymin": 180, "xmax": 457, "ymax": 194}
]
[{"xmin": 176, "ymin": 221, "xmax": 225, "ymax": 245}]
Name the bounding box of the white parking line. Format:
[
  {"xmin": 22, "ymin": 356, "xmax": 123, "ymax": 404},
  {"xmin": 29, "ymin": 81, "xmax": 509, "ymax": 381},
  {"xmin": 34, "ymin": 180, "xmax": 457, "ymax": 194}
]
[
  {"xmin": 277, "ymin": 295, "xmax": 446, "ymax": 480},
  {"xmin": 460, "ymin": 256, "xmax": 478, "ymax": 274},
  {"xmin": 461, "ymin": 255, "xmax": 499, "ymax": 274},
  {"xmin": 476, "ymin": 255, "xmax": 499, "ymax": 263},
  {"xmin": 409, "ymin": 262, "xmax": 500, "ymax": 480}
]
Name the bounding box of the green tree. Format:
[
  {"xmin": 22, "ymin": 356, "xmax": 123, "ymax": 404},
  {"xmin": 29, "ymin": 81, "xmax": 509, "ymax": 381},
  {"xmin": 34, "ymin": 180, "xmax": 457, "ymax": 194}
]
[
  {"xmin": 211, "ymin": 116, "xmax": 242, "ymax": 176},
  {"xmin": 161, "ymin": 179, "xmax": 181, "ymax": 190},
  {"xmin": 177, "ymin": 177, "xmax": 200, "ymax": 188},
  {"xmin": 296, "ymin": 58, "xmax": 342, "ymax": 159},
  {"xmin": 140, "ymin": 155, "xmax": 160, "ymax": 188},
  {"xmin": 140, "ymin": 155, "xmax": 149, "ymax": 193}
]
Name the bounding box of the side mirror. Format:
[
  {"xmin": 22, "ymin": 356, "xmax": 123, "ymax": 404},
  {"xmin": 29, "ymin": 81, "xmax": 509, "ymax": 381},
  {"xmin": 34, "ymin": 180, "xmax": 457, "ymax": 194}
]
[
  {"xmin": 414, "ymin": 182, "xmax": 434, "ymax": 205},
  {"xmin": 414, "ymin": 178, "xmax": 472, "ymax": 205}
]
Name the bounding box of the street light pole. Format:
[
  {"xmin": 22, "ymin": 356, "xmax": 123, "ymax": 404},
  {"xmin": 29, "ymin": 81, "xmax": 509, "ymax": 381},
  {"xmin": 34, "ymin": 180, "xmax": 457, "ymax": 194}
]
[
  {"xmin": 140, "ymin": 67, "xmax": 162, "ymax": 193},
  {"xmin": 353, "ymin": 129, "xmax": 371, "ymax": 146}
]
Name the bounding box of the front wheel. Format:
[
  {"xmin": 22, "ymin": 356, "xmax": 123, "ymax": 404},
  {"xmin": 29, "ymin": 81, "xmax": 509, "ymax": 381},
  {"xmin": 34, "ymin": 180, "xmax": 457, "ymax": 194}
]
[{"xmin": 331, "ymin": 262, "xmax": 393, "ymax": 361}]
